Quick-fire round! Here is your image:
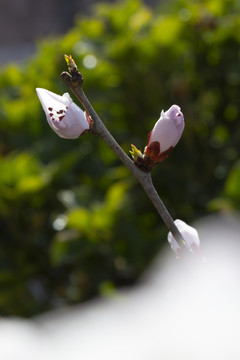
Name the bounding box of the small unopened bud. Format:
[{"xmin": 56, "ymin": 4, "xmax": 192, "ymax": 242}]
[
  {"xmin": 144, "ymin": 105, "xmax": 184, "ymax": 163},
  {"xmin": 168, "ymin": 219, "xmax": 200, "ymax": 257},
  {"xmin": 36, "ymin": 88, "xmax": 91, "ymax": 139}
]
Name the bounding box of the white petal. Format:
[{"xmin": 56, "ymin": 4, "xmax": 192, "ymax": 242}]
[
  {"xmin": 36, "ymin": 88, "xmax": 70, "ymax": 111},
  {"xmin": 168, "ymin": 219, "xmax": 200, "ymax": 256},
  {"xmin": 36, "ymin": 88, "xmax": 90, "ymax": 139},
  {"xmin": 164, "ymin": 104, "xmax": 181, "ymax": 119},
  {"xmin": 62, "ymin": 93, "xmax": 73, "ymax": 103},
  {"xmin": 149, "ymin": 104, "xmax": 184, "ymax": 152},
  {"xmin": 52, "ymin": 111, "xmax": 88, "ymax": 139},
  {"xmin": 150, "ymin": 117, "xmax": 180, "ymax": 152}
]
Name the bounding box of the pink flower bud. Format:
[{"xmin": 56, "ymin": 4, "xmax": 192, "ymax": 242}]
[
  {"xmin": 144, "ymin": 105, "xmax": 184, "ymax": 163},
  {"xmin": 36, "ymin": 88, "xmax": 90, "ymax": 139},
  {"xmin": 168, "ymin": 219, "xmax": 200, "ymax": 257}
]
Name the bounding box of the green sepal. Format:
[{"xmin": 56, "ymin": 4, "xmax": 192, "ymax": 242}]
[
  {"xmin": 130, "ymin": 144, "xmax": 144, "ymax": 161},
  {"xmin": 64, "ymin": 54, "xmax": 77, "ymax": 72}
]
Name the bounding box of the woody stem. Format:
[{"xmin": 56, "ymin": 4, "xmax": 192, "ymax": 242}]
[{"xmin": 61, "ymin": 71, "xmax": 186, "ymax": 248}]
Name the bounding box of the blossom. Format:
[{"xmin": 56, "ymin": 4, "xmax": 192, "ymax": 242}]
[
  {"xmin": 168, "ymin": 219, "xmax": 200, "ymax": 257},
  {"xmin": 36, "ymin": 88, "xmax": 90, "ymax": 139},
  {"xmin": 144, "ymin": 105, "xmax": 184, "ymax": 163}
]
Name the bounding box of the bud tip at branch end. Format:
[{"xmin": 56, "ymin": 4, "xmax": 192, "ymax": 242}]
[{"xmin": 64, "ymin": 54, "xmax": 77, "ymax": 72}]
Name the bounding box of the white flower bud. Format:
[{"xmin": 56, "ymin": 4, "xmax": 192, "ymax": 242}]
[
  {"xmin": 168, "ymin": 219, "xmax": 200, "ymax": 257},
  {"xmin": 144, "ymin": 105, "xmax": 184, "ymax": 162},
  {"xmin": 168, "ymin": 233, "xmax": 181, "ymax": 258},
  {"xmin": 36, "ymin": 88, "xmax": 90, "ymax": 139}
]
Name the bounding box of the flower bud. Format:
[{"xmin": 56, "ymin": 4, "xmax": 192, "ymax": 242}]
[
  {"xmin": 36, "ymin": 88, "xmax": 90, "ymax": 139},
  {"xmin": 144, "ymin": 105, "xmax": 184, "ymax": 163},
  {"xmin": 168, "ymin": 219, "xmax": 200, "ymax": 257}
]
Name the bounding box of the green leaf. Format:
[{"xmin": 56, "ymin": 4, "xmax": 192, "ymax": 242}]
[
  {"xmin": 67, "ymin": 208, "xmax": 91, "ymax": 232},
  {"xmin": 225, "ymin": 162, "xmax": 240, "ymax": 202}
]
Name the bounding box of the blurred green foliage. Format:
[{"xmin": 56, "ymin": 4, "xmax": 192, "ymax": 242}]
[{"xmin": 0, "ymin": 0, "xmax": 240, "ymax": 316}]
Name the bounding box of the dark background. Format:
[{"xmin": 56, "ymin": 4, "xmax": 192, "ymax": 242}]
[{"xmin": 0, "ymin": 0, "xmax": 163, "ymax": 65}]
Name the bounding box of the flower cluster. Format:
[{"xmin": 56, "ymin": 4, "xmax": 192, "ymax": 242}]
[{"xmin": 36, "ymin": 85, "xmax": 200, "ymax": 258}]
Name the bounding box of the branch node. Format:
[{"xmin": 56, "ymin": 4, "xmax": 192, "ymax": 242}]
[
  {"xmin": 64, "ymin": 54, "xmax": 84, "ymax": 88},
  {"xmin": 61, "ymin": 71, "xmax": 72, "ymax": 83}
]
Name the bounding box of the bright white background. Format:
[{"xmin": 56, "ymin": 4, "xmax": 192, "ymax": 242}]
[{"xmin": 1, "ymin": 212, "xmax": 240, "ymax": 360}]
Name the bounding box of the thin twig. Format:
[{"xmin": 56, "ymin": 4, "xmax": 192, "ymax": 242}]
[{"xmin": 61, "ymin": 69, "xmax": 186, "ymax": 247}]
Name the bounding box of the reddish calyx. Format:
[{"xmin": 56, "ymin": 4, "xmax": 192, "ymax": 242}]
[{"xmin": 144, "ymin": 141, "xmax": 173, "ymax": 163}]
